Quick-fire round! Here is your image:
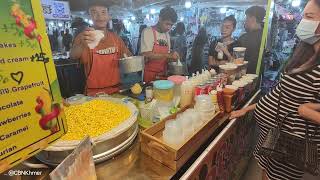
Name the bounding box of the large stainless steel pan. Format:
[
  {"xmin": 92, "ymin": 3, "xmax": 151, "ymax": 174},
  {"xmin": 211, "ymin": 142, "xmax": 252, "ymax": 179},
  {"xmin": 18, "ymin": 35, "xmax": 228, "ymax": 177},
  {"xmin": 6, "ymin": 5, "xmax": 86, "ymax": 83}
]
[
  {"xmin": 119, "ymin": 56, "xmax": 144, "ymax": 73},
  {"xmin": 35, "ymin": 97, "xmax": 139, "ymax": 166}
]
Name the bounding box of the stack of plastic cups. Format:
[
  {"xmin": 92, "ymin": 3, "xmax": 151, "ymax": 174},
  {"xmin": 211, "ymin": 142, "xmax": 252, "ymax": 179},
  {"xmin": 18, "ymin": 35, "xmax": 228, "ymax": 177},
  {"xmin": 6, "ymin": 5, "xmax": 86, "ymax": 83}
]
[
  {"xmin": 176, "ymin": 114, "xmax": 194, "ymax": 140},
  {"xmin": 241, "ymin": 76, "xmax": 254, "ymax": 93},
  {"xmin": 232, "ymin": 81, "xmax": 245, "ymax": 103},
  {"xmin": 185, "ymin": 108, "xmax": 203, "ymax": 130},
  {"xmin": 163, "ymin": 120, "xmax": 184, "ymax": 145},
  {"xmin": 246, "ymin": 74, "xmax": 259, "ymax": 89},
  {"xmin": 194, "ymin": 95, "xmax": 216, "ymax": 122}
]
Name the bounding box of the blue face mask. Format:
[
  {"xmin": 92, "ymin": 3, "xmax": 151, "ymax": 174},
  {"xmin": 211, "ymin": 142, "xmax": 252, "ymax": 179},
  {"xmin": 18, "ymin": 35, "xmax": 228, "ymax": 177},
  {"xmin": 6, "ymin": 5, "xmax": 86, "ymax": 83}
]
[{"xmin": 296, "ymin": 19, "xmax": 320, "ymax": 45}]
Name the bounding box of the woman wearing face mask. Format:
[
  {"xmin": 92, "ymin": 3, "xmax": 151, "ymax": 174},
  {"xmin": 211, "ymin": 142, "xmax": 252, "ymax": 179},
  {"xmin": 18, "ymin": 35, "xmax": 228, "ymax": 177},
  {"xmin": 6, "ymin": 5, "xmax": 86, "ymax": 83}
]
[{"xmin": 230, "ymin": 0, "xmax": 320, "ymax": 179}]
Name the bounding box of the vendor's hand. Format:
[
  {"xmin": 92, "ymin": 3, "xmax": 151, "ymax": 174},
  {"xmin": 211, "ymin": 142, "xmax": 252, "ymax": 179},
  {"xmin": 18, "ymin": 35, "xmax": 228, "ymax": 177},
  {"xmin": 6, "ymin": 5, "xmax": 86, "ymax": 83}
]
[
  {"xmin": 79, "ymin": 27, "xmax": 96, "ymax": 45},
  {"xmin": 230, "ymin": 109, "xmax": 248, "ymax": 119},
  {"xmin": 169, "ymin": 52, "xmax": 180, "ymax": 61},
  {"xmin": 220, "ymin": 46, "xmax": 229, "ymax": 54}
]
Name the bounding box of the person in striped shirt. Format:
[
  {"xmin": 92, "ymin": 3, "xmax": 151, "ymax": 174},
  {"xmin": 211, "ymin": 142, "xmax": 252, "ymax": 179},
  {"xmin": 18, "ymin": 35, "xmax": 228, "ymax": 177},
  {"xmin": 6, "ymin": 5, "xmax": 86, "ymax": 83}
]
[{"xmin": 231, "ymin": 0, "xmax": 320, "ymax": 179}]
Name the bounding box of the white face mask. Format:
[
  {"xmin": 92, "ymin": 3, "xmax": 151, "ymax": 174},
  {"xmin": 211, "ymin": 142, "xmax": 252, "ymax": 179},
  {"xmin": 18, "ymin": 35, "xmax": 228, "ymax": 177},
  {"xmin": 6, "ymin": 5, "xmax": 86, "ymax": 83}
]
[{"xmin": 296, "ymin": 19, "xmax": 320, "ymax": 45}]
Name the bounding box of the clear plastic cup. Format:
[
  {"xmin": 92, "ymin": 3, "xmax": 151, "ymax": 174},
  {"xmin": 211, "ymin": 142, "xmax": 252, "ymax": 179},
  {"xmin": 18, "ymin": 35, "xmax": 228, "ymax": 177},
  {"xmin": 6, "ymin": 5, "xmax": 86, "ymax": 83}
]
[
  {"xmin": 163, "ymin": 120, "xmax": 184, "ymax": 145},
  {"xmin": 185, "ymin": 109, "xmax": 203, "ymax": 130},
  {"xmin": 176, "ymin": 116, "xmax": 194, "ymax": 139}
]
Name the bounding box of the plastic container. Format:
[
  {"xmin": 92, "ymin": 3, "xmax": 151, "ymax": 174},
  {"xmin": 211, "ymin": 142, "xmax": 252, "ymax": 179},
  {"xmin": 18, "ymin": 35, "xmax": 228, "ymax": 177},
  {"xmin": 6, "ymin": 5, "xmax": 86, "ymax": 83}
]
[
  {"xmin": 180, "ymin": 79, "xmax": 194, "ymax": 108},
  {"xmin": 241, "ymin": 79, "xmax": 253, "ymax": 95},
  {"xmin": 195, "ymin": 95, "xmax": 214, "ymax": 110},
  {"xmin": 198, "ymin": 109, "xmax": 216, "ymax": 122},
  {"xmin": 163, "ymin": 120, "xmax": 184, "ymax": 145},
  {"xmin": 210, "ymin": 69, "xmax": 217, "ymax": 77},
  {"xmin": 219, "ymin": 64, "xmax": 237, "ymax": 84},
  {"xmin": 176, "ymin": 116, "xmax": 194, "ymax": 139},
  {"xmin": 184, "ymin": 109, "xmax": 203, "ymax": 130},
  {"xmin": 233, "ymin": 47, "xmax": 246, "ymax": 64},
  {"xmin": 153, "ymin": 80, "xmax": 174, "ymax": 102},
  {"xmin": 238, "ymin": 80, "xmax": 249, "ymax": 100},
  {"xmin": 194, "ymin": 95, "xmax": 216, "ymax": 121},
  {"xmin": 139, "ymin": 106, "xmax": 153, "ymax": 122},
  {"xmin": 223, "ymin": 85, "xmax": 238, "ymax": 113},
  {"xmin": 241, "ymin": 61, "xmax": 249, "ymax": 76},
  {"xmin": 246, "ymin": 74, "xmax": 259, "ymax": 88},
  {"xmin": 232, "ymin": 81, "xmax": 245, "ymax": 103},
  {"xmin": 168, "ymin": 75, "xmax": 186, "ymax": 97},
  {"xmin": 235, "ymin": 63, "xmax": 243, "ymax": 79}
]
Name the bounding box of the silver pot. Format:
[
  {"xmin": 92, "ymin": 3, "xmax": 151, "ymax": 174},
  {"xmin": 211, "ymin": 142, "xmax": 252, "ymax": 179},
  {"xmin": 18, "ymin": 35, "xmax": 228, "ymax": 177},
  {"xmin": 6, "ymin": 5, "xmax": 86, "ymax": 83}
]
[
  {"xmin": 168, "ymin": 62, "xmax": 187, "ymax": 75},
  {"xmin": 35, "ymin": 97, "xmax": 139, "ymax": 166},
  {"xmin": 119, "ymin": 56, "xmax": 144, "ymax": 73}
]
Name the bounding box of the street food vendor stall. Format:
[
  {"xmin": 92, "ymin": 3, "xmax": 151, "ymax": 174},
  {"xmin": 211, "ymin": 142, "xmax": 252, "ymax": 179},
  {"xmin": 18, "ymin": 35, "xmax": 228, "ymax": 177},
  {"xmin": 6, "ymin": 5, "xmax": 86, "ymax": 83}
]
[{"xmin": 0, "ymin": 0, "xmax": 272, "ymax": 179}]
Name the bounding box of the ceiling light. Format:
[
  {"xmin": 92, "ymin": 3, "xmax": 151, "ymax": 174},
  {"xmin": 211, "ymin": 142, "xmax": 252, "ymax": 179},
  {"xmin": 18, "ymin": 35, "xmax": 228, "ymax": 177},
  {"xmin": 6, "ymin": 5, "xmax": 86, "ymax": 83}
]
[
  {"xmin": 185, "ymin": 1, "xmax": 192, "ymax": 9},
  {"xmin": 292, "ymin": 0, "xmax": 301, "ymax": 7},
  {"xmin": 123, "ymin": 19, "xmax": 129, "ymax": 24},
  {"xmin": 220, "ymin": 7, "xmax": 227, "ymax": 14},
  {"xmin": 150, "ymin": 9, "xmax": 156, "ymax": 14}
]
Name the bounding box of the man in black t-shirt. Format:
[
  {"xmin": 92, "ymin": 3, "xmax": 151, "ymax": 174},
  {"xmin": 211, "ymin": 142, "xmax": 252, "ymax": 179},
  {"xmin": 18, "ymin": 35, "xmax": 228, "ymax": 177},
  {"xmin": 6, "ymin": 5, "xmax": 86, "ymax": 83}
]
[{"xmin": 237, "ymin": 6, "xmax": 266, "ymax": 74}]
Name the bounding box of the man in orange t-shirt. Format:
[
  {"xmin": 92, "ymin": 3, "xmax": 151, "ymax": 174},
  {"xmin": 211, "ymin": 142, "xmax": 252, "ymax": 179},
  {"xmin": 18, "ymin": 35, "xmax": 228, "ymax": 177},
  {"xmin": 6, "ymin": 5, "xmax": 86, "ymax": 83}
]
[{"xmin": 70, "ymin": 1, "xmax": 131, "ymax": 96}]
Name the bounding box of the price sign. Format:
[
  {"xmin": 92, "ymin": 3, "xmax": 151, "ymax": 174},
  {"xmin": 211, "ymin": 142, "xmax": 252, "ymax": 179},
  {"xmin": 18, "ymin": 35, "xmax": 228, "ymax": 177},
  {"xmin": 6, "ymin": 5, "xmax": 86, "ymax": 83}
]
[{"xmin": 0, "ymin": 0, "xmax": 67, "ymax": 173}]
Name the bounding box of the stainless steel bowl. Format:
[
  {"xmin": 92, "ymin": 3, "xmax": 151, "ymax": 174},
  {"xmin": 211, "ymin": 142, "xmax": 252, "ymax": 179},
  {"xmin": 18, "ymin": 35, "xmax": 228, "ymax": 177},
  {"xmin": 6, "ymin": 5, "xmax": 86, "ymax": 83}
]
[
  {"xmin": 35, "ymin": 97, "xmax": 139, "ymax": 166},
  {"xmin": 120, "ymin": 56, "xmax": 144, "ymax": 73},
  {"xmin": 168, "ymin": 62, "xmax": 187, "ymax": 75}
]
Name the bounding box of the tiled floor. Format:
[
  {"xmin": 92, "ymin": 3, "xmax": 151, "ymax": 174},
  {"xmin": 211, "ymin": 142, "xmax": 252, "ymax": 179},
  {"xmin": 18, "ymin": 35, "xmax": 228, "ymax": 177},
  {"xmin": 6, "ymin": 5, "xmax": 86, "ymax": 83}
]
[{"xmin": 241, "ymin": 158, "xmax": 262, "ymax": 180}]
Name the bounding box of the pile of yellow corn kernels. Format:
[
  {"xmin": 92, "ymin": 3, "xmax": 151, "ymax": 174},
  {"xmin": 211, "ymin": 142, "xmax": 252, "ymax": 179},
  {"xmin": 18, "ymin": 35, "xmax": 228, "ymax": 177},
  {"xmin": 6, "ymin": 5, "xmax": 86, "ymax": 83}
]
[{"xmin": 62, "ymin": 99, "xmax": 131, "ymax": 140}]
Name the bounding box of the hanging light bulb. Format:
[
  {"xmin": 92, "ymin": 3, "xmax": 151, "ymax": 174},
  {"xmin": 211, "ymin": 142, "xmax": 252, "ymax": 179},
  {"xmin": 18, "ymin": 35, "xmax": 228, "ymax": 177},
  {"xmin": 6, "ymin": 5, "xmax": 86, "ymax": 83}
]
[
  {"xmin": 292, "ymin": 0, "xmax": 301, "ymax": 7},
  {"xmin": 150, "ymin": 8, "xmax": 156, "ymax": 14},
  {"xmin": 185, "ymin": 1, "xmax": 192, "ymax": 9},
  {"xmin": 220, "ymin": 7, "xmax": 227, "ymax": 14},
  {"xmin": 123, "ymin": 19, "xmax": 129, "ymax": 24}
]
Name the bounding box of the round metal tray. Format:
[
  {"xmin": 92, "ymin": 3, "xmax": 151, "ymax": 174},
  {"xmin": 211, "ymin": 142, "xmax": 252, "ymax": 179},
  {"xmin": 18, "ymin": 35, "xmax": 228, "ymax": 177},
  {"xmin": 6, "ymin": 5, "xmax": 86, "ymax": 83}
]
[
  {"xmin": 35, "ymin": 123, "xmax": 139, "ymax": 166},
  {"xmin": 35, "ymin": 97, "xmax": 139, "ymax": 166}
]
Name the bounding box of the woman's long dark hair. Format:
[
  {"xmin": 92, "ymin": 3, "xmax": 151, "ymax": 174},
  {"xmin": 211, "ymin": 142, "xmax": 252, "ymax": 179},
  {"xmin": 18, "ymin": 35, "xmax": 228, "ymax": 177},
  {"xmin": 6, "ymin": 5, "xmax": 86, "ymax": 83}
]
[
  {"xmin": 190, "ymin": 28, "xmax": 208, "ymax": 73},
  {"xmin": 285, "ymin": 0, "xmax": 320, "ymax": 74}
]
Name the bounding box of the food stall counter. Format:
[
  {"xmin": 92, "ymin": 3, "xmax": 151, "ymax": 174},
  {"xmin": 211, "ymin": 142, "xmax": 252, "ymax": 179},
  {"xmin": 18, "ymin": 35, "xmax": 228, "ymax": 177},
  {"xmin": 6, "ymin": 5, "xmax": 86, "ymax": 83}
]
[{"xmin": 0, "ymin": 114, "xmax": 231, "ymax": 180}]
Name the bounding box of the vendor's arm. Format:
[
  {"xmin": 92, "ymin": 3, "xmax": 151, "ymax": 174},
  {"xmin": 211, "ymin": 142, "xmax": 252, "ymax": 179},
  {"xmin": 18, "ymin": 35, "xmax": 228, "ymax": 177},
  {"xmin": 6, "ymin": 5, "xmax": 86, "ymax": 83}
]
[
  {"xmin": 140, "ymin": 28, "xmax": 179, "ymax": 61},
  {"xmin": 230, "ymin": 104, "xmax": 257, "ymax": 119},
  {"xmin": 298, "ymin": 103, "xmax": 320, "ymax": 124},
  {"xmin": 70, "ymin": 28, "xmax": 95, "ymax": 63}
]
